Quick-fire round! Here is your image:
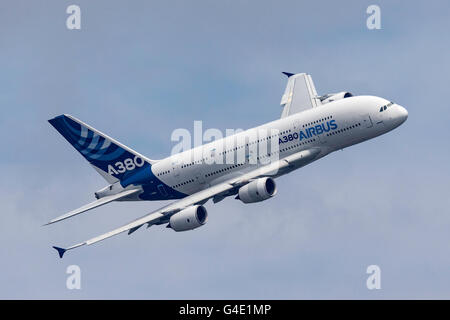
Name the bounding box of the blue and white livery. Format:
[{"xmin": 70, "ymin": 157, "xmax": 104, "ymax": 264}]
[{"xmin": 47, "ymin": 73, "xmax": 408, "ymax": 258}]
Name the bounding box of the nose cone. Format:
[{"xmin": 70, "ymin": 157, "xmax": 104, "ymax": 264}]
[{"xmin": 396, "ymin": 105, "xmax": 408, "ymax": 124}]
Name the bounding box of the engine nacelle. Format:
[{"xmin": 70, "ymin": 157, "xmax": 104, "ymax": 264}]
[
  {"xmin": 321, "ymin": 91, "xmax": 353, "ymax": 104},
  {"xmin": 237, "ymin": 177, "xmax": 277, "ymax": 204},
  {"xmin": 168, "ymin": 205, "xmax": 208, "ymax": 232}
]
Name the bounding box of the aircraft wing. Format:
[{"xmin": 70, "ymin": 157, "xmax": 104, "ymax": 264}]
[
  {"xmin": 45, "ymin": 188, "xmax": 142, "ymax": 225},
  {"xmin": 280, "ymin": 72, "xmax": 322, "ymax": 118},
  {"xmin": 52, "ymin": 182, "xmax": 235, "ymax": 258},
  {"xmin": 52, "ymin": 148, "xmax": 321, "ymax": 258}
]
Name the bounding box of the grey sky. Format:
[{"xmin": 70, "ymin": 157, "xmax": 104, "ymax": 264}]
[{"xmin": 0, "ymin": 0, "xmax": 449, "ymax": 298}]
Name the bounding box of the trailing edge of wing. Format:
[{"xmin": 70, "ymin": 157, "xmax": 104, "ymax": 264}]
[{"xmin": 45, "ymin": 188, "xmax": 141, "ymax": 225}]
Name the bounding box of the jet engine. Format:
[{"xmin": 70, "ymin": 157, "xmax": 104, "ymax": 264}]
[
  {"xmin": 320, "ymin": 91, "xmax": 353, "ymax": 104},
  {"xmin": 168, "ymin": 205, "xmax": 208, "ymax": 232},
  {"xmin": 236, "ymin": 177, "xmax": 277, "ymax": 204}
]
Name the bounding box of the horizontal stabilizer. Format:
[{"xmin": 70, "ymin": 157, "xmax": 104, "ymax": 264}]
[{"xmin": 45, "ymin": 188, "xmax": 141, "ymax": 225}]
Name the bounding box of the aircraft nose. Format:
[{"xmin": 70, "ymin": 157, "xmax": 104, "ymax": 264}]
[{"xmin": 397, "ymin": 105, "xmax": 408, "ymax": 124}]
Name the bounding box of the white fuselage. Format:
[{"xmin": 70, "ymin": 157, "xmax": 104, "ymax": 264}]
[{"xmin": 151, "ymin": 95, "xmax": 408, "ymax": 196}]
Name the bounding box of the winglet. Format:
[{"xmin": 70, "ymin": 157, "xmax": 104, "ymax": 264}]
[
  {"xmin": 53, "ymin": 246, "xmax": 67, "ymax": 258},
  {"xmin": 282, "ymin": 72, "xmax": 295, "ymax": 78}
]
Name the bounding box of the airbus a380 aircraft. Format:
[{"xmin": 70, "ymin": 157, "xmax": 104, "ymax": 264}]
[{"xmin": 47, "ymin": 73, "xmax": 408, "ymax": 258}]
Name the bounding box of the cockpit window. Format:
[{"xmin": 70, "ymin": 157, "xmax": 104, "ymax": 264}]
[{"xmin": 380, "ymin": 102, "xmax": 394, "ymax": 112}]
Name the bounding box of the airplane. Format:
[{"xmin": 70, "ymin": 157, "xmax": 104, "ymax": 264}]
[{"xmin": 47, "ymin": 72, "xmax": 408, "ymax": 258}]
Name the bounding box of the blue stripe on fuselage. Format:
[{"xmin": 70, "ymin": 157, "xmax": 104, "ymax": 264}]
[{"xmin": 120, "ymin": 165, "xmax": 187, "ymax": 200}]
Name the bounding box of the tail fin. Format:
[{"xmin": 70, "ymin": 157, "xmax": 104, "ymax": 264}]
[{"xmin": 49, "ymin": 114, "xmax": 157, "ymax": 183}]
